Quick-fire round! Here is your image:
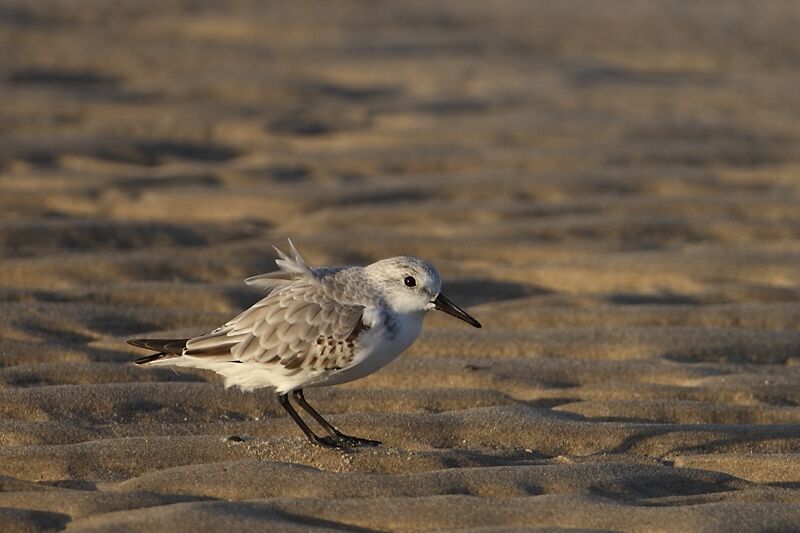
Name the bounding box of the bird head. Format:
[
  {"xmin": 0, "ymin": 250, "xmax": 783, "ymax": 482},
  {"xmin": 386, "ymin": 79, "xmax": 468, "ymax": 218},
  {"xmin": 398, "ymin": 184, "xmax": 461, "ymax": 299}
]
[{"xmin": 365, "ymin": 256, "xmax": 481, "ymax": 328}]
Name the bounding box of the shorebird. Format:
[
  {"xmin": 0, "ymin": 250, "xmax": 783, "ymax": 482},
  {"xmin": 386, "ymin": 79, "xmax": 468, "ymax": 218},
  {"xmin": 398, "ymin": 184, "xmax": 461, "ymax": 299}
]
[{"xmin": 128, "ymin": 240, "xmax": 481, "ymax": 447}]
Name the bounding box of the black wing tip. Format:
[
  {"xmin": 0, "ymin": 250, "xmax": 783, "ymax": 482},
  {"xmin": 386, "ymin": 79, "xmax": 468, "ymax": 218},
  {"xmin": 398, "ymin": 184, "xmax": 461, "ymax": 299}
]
[
  {"xmin": 127, "ymin": 338, "xmax": 149, "ymax": 349},
  {"xmin": 133, "ymin": 352, "xmax": 168, "ymax": 365},
  {"xmin": 129, "ymin": 338, "xmax": 188, "ymax": 365},
  {"xmin": 127, "ymin": 338, "xmax": 188, "ymax": 354}
]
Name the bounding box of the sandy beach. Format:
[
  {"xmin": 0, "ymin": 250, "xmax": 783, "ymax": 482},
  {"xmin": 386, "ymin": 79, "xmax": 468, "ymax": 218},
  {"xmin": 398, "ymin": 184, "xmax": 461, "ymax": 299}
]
[{"xmin": 2, "ymin": 1, "xmax": 800, "ymax": 531}]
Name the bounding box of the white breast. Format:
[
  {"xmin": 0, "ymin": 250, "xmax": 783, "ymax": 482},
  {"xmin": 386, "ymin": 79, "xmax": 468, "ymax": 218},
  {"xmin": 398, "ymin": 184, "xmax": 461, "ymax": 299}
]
[{"xmin": 308, "ymin": 310, "xmax": 425, "ymax": 388}]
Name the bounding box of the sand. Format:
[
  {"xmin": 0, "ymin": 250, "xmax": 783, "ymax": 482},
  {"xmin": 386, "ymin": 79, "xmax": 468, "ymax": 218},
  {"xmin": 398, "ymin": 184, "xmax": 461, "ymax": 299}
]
[{"xmin": 2, "ymin": 0, "xmax": 800, "ymax": 531}]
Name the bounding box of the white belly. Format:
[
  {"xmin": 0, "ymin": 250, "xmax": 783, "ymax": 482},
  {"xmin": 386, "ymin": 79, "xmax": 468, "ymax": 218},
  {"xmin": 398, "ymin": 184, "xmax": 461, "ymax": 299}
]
[{"xmin": 309, "ymin": 311, "xmax": 424, "ymax": 388}]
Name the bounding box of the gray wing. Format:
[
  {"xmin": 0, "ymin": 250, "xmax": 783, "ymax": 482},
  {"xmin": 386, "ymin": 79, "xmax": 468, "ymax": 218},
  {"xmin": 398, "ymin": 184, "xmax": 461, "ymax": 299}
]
[{"xmin": 184, "ymin": 280, "xmax": 366, "ymax": 372}]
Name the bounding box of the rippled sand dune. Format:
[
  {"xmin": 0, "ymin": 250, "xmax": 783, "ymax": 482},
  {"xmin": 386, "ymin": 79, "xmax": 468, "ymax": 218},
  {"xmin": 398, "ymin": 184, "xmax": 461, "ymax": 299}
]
[{"xmin": 3, "ymin": 1, "xmax": 800, "ymax": 531}]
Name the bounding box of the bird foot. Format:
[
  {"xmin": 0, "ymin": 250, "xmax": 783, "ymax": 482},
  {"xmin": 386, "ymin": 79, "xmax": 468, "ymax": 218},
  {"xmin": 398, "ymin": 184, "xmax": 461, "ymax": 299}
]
[
  {"xmin": 310, "ymin": 435, "xmax": 347, "ymax": 448},
  {"xmin": 333, "ymin": 433, "xmax": 382, "ymax": 447},
  {"xmin": 310, "ymin": 434, "xmax": 381, "ymax": 448}
]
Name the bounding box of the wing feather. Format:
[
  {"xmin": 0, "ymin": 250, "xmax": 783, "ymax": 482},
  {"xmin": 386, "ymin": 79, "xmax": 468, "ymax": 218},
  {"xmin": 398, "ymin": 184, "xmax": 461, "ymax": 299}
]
[{"xmin": 184, "ymin": 280, "xmax": 366, "ymax": 371}]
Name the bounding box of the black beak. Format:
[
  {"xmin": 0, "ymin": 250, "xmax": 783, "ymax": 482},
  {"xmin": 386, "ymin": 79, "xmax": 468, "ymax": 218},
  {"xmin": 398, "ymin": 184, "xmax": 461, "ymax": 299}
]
[{"xmin": 433, "ymin": 293, "xmax": 482, "ymax": 328}]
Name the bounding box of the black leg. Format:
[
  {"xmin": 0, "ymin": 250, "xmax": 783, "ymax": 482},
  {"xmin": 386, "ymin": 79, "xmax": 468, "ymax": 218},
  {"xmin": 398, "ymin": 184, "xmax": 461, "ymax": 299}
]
[
  {"xmin": 292, "ymin": 389, "xmax": 381, "ymax": 447},
  {"xmin": 276, "ymin": 393, "xmax": 341, "ymax": 448}
]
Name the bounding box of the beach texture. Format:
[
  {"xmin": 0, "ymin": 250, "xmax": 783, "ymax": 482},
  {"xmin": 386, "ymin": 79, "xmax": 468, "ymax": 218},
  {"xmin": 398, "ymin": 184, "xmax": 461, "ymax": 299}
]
[{"xmin": 3, "ymin": 1, "xmax": 800, "ymax": 531}]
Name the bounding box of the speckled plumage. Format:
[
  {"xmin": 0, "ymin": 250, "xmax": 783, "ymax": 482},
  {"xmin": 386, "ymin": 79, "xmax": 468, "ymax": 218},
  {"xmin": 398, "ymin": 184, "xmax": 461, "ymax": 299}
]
[
  {"xmin": 133, "ymin": 241, "xmax": 440, "ymax": 393},
  {"xmin": 129, "ymin": 240, "xmax": 481, "ymax": 447}
]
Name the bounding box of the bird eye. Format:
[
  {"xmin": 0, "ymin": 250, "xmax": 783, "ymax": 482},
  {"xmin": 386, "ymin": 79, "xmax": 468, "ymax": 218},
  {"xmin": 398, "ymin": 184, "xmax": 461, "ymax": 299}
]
[{"xmin": 404, "ymin": 276, "xmax": 416, "ymax": 287}]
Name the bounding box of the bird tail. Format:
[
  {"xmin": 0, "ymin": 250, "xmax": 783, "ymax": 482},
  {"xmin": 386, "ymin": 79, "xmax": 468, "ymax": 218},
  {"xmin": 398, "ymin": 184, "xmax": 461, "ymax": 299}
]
[{"xmin": 127, "ymin": 338, "xmax": 188, "ymax": 365}]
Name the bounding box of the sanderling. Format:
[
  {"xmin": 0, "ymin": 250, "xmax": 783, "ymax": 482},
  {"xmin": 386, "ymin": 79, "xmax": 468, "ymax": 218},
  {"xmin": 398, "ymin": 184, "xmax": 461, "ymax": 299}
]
[{"xmin": 128, "ymin": 240, "xmax": 481, "ymax": 447}]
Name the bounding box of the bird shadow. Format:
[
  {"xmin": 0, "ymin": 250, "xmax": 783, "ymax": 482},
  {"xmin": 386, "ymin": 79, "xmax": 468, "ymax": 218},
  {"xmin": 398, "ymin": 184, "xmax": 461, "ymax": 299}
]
[
  {"xmin": 607, "ymin": 292, "xmax": 698, "ymax": 305},
  {"xmin": 442, "ymin": 279, "xmax": 552, "ymax": 307}
]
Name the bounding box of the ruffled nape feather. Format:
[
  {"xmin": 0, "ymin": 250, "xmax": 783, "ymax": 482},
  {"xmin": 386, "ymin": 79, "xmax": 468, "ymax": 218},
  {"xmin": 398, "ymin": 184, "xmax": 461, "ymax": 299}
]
[{"xmin": 245, "ymin": 239, "xmax": 315, "ymax": 289}]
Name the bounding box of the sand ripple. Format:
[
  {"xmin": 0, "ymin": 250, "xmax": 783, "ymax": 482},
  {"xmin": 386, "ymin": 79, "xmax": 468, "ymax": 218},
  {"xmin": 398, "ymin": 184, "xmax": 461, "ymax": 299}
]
[{"xmin": 3, "ymin": 0, "xmax": 800, "ymax": 530}]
